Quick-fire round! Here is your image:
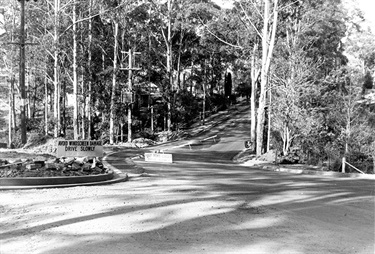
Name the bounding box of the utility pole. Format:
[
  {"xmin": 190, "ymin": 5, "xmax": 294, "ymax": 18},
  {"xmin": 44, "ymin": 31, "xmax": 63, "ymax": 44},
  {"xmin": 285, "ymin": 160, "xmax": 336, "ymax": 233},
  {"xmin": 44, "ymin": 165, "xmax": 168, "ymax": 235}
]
[
  {"xmin": 4, "ymin": 1, "xmax": 35, "ymax": 145},
  {"xmin": 120, "ymin": 49, "xmax": 140, "ymax": 143},
  {"xmin": 17, "ymin": 0, "xmax": 38, "ymax": 144},
  {"xmin": 19, "ymin": 0, "xmax": 27, "ymax": 144}
]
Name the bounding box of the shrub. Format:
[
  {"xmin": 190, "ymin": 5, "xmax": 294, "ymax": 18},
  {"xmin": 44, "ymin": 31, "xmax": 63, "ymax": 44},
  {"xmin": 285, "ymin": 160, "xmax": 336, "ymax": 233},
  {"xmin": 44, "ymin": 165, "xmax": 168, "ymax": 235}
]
[{"xmin": 136, "ymin": 128, "xmax": 157, "ymax": 140}]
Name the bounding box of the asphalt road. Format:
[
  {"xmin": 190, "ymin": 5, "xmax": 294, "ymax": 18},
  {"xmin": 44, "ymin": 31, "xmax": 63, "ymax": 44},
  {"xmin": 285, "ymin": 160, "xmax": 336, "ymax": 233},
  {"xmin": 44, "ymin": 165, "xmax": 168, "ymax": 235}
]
[
  {"xmin": 1, "ymin": 107, "xmax": 374, "ymax": 254},
  {"xmin": 108, "ymin": 107, "xmax": 374, "ymax": 253}
]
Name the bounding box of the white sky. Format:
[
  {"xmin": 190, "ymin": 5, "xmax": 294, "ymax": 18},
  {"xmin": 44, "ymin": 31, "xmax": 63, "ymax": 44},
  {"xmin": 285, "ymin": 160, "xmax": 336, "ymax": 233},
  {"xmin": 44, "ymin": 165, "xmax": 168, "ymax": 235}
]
[
  {"xmin": 212, "ymin": 0, "xmax": 234, "ymax": 9},
  {"xmin": 356, "ymin": 0, "xmax": 375, "ymax": 32},
  {"xmin": 213, "ymin": 0, "xmax": 375, "ymax": 32}
]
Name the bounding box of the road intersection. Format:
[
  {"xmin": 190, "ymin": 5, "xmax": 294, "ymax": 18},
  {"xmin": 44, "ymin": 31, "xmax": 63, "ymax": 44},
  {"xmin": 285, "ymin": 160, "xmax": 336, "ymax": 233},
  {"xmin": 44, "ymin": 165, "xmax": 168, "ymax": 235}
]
[{"xmin": 1, "ymin": 105, "xmax": 374, "ymax": 254}]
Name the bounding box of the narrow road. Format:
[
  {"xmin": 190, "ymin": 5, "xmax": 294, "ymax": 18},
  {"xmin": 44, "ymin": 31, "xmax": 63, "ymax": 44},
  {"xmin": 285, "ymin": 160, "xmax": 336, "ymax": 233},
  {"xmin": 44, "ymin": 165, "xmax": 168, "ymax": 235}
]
[{"xmin": 1, "ymin": 107, "xmax": 374, "ymax": 254}]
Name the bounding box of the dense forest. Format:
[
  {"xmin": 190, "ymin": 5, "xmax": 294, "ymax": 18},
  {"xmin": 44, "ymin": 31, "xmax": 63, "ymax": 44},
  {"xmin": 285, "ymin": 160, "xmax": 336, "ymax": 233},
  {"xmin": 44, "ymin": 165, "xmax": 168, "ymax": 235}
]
[{"xmin": 0, "ymin": 0, "xmax": 374, "ymax": 172}]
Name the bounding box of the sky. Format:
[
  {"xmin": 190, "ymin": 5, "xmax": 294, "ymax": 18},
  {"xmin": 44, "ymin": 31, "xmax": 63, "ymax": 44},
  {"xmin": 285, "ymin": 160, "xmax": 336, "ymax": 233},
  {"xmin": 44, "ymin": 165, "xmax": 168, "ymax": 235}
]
[
  {"xmin": 213, "ymin": 0, "xmax": 374, "ymax": 32},
  {"xmin": 356, "ymin": 0, "xmax": 375, "ymax": 32},
  {"xmin": 212, "ymin": 0, "xmax": 234, "ymax": 9}
]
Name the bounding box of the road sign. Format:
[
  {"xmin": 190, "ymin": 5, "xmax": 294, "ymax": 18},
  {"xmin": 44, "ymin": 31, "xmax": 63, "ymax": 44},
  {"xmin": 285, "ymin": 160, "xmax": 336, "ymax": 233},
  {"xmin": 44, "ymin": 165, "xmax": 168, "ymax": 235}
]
[
  {"xmin": 57, "ymin": 140, "xmax": 103, "ymax": 158},
  {"xmin": 144, "ymin": 153, "xmax": 173, "ymax": 163}
]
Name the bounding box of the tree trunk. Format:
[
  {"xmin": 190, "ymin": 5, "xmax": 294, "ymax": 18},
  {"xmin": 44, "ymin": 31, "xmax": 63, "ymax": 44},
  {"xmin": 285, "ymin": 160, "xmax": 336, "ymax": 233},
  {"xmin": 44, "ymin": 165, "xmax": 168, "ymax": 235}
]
[
  {"xmin": 120, "ymin": 123, "xmax": 124, "ymax": 143},
  {"xmin": 345, "ymin": 97, "xmax": 351, "ymax": 156},
  {"xmin": 109, "ymin": 22, "xmax": 119, "ymax": 145},
  {"xmin": 12, "ymin": 77, "xmax": 16, "ymax": 131},
  {"xmin": 87, "ymin": 0, "xmax": 92, "ymax": 139},
  {"xmin": 190, "ymin": 60, "xmax": 194, "ymax": 94},
  {"xmin": 176, "ymin": 29, "xmax": 184, "ymax": 91},
  {"xmin": 210, "ymin": 54, "xmax": 214, "ymax": 95},
  {"xmin": 8, "ymin": 78, "xmax": 14, "ymax": 146},
  {"xmin": 150, "ymin": 106, "xmax": 154, "ymax": 132},
  {"xmin": 282, "ymin": 124, "xmax": 290, "ymax": 155},
  {"xmin": 81, "ymin": 66, "xmax": 85, "ymax": 139},
  {"xmin": 33, "ymin": 74, "xmax": 38, "ymax": 118},
  {"xmin": 72, "ymin": 2, "xmax": 79, "ymax": 140},
  {"xmin": 267, "ymin": 88, "xmax": 272, "ymax": 152},
  {"xmin": 7, "ymin": 0, "xmax": 15, "ymax": 146},
  {"xmin": 26, "ymin": 68, "xmax": 31, "ymax": 119},
  {"xmin": 166, "ymin": 0, "xmax": 172, "ymax": 132},
  {"xmin": 44, "ymin": 67, "xmax": 48, "ymax": 135},
  {"xmin": 53, "ymin": 0, "xmax": 60, "ymax": 138},
  {"xmin": 250, "ymin": 42, "xmax": 259, "ymax": 144},
  {"xmin": 203, "ymin": 60, "xmax": 207, "ymax": 125},
  {"xmin": 128, "ymin": 48, "xmax": 133, "ymax": 143},
  {"xmin": 53, "ymin": 50, "xmax": 59, "ymax": 137},
  {"xmin": 256, "ymin": 0, "xmax": 279, "ymax": 156},
  {"xmin": 61, "ymin": 82, "xmax": 66, "ymax": 136}
]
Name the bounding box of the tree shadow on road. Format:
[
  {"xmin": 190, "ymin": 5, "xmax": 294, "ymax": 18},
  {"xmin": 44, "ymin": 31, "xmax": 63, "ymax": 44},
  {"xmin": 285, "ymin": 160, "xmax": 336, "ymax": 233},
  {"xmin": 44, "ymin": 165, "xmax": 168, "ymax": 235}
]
[{"xmin": 1, "ymin": 150, "xmax": 374, "ymax": 254}]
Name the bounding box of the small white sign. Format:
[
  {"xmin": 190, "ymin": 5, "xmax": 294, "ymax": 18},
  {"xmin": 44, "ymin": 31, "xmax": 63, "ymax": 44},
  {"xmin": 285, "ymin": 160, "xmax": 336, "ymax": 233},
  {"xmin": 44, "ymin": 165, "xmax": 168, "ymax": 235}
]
[
  {"xmin": 57, "ymin": 140, "xmax": 103, "ymax": 158},
  {"xmin": 144, "ymin": 153, "xmax": 173, "ymax": 163}
]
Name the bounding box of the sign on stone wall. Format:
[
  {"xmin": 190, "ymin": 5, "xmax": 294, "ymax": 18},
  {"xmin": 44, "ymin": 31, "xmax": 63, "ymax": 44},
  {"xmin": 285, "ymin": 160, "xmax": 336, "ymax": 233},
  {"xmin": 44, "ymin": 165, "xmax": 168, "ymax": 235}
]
[
  {"xmin": 57, "ymin": 140, "xmax": 103, "ymax": 158},
  {"xmin": 144, "ymin": 153, "xmax": 173, "ymax": 163}
]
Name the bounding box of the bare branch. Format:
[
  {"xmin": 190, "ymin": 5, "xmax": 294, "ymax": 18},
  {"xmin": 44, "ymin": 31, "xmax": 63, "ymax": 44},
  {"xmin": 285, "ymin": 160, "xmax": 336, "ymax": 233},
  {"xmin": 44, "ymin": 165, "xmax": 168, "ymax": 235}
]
[
  {"xmin": 265, "ymin": 0, "xmax": 279, "ymax": 72},
  {"xmin": 238, "ymin": 2, "xmax": 262, "ymax": 39},
  {"xmin": 249, "ymin": 0, "xmax": 263, "ymax": 17},
  {"xmin": 278, "ymin": 0, "xmax": 301, "ymax": 12},
  {"xmin": 199, "ymin": 17, "xmax": 243, "ymax": 49},
  {"xmin": 205, "ymin": 26, "xmax": 243, "ymax": 49},
  {"xmin": 61, "ymin": 2, "xmax": 128, "ymax": 36},
  {"xmin": 60, "ymin": 0, "xmax": 75, "ymax": 11},
  {"xmin": 160, "ymin": 27, "xmax": 168, "ymax": 49},
  {"xmin": 36, "ymin": 26, "xmax": 54, "ymax": 38}
]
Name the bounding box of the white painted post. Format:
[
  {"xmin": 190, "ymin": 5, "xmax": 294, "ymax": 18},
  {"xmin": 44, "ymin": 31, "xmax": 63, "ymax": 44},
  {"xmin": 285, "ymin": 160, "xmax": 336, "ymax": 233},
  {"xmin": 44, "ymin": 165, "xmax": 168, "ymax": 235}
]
[{"xmin": 342, "ymin": 157, "xmax": 346, "ymax": 173}]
